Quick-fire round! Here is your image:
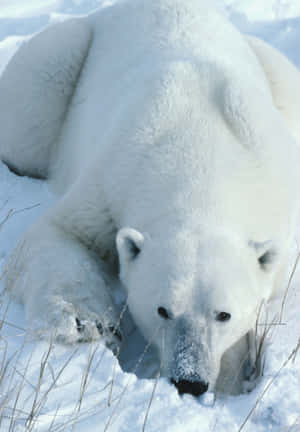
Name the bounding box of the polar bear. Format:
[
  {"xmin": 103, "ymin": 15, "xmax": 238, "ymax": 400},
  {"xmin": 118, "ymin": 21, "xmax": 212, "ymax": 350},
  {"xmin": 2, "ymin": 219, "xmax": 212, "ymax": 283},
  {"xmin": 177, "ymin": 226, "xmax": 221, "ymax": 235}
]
[{"xmin": 1, "ymin": 0, "xmax": 300, "ymax": 395}]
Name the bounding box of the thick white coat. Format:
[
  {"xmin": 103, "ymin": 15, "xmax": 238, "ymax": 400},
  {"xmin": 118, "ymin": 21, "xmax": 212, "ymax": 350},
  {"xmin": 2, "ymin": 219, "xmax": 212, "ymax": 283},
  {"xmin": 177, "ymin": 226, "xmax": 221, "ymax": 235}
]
[{"xmin": 1, "ymin": 0, "xmax": 300, "ymax": 392}]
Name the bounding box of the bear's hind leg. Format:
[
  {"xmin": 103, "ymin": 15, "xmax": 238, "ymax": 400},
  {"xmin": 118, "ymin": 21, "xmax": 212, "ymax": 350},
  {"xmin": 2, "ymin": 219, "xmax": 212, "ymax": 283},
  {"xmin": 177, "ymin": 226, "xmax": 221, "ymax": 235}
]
[{"xmin": 0, "ymin": 19, "xmax": 93, "ymax": 179}]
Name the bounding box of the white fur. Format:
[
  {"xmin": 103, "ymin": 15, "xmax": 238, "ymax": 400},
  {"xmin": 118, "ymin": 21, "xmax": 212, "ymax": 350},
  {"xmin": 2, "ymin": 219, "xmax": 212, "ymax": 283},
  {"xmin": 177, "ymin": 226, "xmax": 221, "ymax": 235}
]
[{"xmin": 1, "ymin": 0, "xmax": 300, "ymax": 392}]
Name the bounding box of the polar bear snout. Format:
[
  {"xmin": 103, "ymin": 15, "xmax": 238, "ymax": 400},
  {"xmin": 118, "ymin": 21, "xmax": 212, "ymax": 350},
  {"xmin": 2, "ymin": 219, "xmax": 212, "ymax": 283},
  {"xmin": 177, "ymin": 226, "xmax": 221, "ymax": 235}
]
[
  {"xmin": 171, "ymin": 378, "xmax": 209, "ymax": 396},
  {"xmin": 164, "ymin": 316, "xmax": 216, "ymax": 395}
]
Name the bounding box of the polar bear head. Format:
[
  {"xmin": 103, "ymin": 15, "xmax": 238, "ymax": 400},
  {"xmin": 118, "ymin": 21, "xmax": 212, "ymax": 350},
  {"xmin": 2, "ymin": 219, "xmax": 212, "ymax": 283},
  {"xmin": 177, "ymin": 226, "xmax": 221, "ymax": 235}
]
[{"xmin": 116, "ymin": 226, "xmax": 277, "ymax": 395}]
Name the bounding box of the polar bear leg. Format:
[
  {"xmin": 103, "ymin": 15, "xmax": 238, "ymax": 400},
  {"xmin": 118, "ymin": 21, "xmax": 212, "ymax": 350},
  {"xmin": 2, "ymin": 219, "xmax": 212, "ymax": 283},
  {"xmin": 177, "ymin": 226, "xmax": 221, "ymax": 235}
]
[
  {"xmin": 247, "ymin": 36, "xmax": 300, "ymax": 143},
  {"xmin": 7, "ymin": 220, "xmax": 122, "ymax": 348},
  {"xmin": 0, "ymin": 18, "xmax": 92, "ymax": 179}
]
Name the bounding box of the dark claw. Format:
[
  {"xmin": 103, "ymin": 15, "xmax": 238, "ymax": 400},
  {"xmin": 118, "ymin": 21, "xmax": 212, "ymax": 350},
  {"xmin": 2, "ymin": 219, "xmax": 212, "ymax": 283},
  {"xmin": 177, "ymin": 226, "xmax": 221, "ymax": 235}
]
[
  {"xmin": 96, "ymin": 321, "xmax": 103, "ymax": 335},
  {"xmin": 108, "ymin": 325, "xmax": 122, "ymax": 342},
  {"xmin": 76, "ymin": 318, "xmax": 85, "ymax": 333}
]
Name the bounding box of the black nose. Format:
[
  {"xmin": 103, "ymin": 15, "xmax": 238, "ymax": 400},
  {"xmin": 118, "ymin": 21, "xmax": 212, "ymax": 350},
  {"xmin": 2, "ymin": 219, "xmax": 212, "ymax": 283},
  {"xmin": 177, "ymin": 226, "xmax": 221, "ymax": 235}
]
[{"xmin": 171, "ymin": 379, "xmax": 209, "ymax": 396}]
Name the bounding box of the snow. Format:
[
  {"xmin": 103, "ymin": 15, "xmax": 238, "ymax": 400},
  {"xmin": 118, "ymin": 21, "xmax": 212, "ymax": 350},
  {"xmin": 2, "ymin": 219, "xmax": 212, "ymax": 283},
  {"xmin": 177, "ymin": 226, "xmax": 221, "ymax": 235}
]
[{"xmin": 0, "ymin": 0, "xmax": 300, "ymax": 431}]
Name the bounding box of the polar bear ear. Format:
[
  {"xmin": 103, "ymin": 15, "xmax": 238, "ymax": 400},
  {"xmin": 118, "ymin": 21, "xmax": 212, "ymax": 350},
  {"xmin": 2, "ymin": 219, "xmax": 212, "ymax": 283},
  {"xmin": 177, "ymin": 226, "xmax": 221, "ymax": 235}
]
[{"xmin": 116, "ymin": 228, "xmax": 144, "ymax": 264}]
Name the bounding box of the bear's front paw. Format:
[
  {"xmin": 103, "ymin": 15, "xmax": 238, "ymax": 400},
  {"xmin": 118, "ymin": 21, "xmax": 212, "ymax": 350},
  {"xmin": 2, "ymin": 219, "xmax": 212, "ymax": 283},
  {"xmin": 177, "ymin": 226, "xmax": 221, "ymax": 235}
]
[
  {"xmin": 242, "ymin": 351, "xmax": 265, "ymax": 393},
  {"xmin": 31, "ymin": 298, "xmax": 123, "ymax": 353},
  {"xmin": 74, "ymin": 316, "xmax": 122, "ymax": 351}
]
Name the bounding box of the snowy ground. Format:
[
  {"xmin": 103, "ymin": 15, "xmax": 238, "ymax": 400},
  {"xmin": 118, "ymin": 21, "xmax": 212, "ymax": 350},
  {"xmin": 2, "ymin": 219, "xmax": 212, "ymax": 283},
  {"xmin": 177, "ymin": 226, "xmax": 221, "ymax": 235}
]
[{"xmin": 0, "ymin": 1, "xmax": 300, "ymax": 431}]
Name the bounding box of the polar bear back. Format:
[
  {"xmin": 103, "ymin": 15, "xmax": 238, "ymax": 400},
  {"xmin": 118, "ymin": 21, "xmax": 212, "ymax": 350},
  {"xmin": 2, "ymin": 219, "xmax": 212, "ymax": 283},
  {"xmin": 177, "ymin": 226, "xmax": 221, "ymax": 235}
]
[
  {"xmin": 50, "ymin": 0, "xmax": 272, "ymax": 191},
  {"xmin": 41, "ymin": 1, "xmax": 300, "ymax": 250}
]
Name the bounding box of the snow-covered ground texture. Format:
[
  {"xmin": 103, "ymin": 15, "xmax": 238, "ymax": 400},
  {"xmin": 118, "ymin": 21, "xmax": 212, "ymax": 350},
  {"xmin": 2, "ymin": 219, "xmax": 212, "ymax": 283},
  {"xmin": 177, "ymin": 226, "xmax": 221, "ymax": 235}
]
[{"xmin": 0, "ymin": 0, "xmax": 300, "ymax": 431}]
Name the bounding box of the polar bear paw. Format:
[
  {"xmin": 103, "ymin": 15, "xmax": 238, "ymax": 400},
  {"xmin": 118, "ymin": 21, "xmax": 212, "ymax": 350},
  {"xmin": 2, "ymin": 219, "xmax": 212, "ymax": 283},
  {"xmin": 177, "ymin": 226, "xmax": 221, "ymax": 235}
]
[
  {"xmin": 31, "ymin": 297, "xmax": 123, "ymax": 353},
  {"xmin": 8, "ymin": 223, "xmax": 124, "ymax": 352}
]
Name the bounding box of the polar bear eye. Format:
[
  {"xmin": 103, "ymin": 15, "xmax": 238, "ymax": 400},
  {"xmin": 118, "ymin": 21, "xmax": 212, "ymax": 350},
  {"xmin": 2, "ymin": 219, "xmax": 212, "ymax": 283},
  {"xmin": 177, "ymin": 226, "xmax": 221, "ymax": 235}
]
[
  {"xmin": 258, "ymin": 250, "xmax": 275, "ymax": 270},
  {"xmin": 216, "ymin": 312, "xmax": 231, "ymax": 322},
  {"xmin": 157, "ymin": 307, "xmax": 171, "ymax": 320}
]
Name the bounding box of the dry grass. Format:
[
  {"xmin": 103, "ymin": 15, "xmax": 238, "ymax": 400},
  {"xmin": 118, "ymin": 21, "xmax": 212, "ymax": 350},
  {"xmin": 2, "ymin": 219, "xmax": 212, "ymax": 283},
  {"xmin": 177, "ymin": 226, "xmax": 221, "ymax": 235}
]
[
  {"xmin": 237, "ymin": 248, "xmax": 300, "ymax": 431},
  {"xmin": 0, "ymin": 283, "xmax": 164, "ymax": 432},
  {"xmin": 238, "ymin": 338, "xmax": 300, "ymax": 432},
  {"xmin": 0, "ymin": 288, "xmax": 298, "ymax": 432},
  {"xmin": 142, "ymin": 368, "xmax": 161, "ymax": 432}
]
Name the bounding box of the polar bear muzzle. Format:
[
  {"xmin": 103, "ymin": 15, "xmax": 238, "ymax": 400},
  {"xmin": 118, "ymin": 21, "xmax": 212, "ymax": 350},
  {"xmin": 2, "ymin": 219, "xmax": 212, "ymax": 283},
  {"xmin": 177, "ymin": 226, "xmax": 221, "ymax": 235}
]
[
  {"xmin": 167, "ymin": 316, "xmax": 214, "ymax": 396},
  {"xmin": 171, "ymin": 378, "xmax": 209, "ymax": 396}
]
